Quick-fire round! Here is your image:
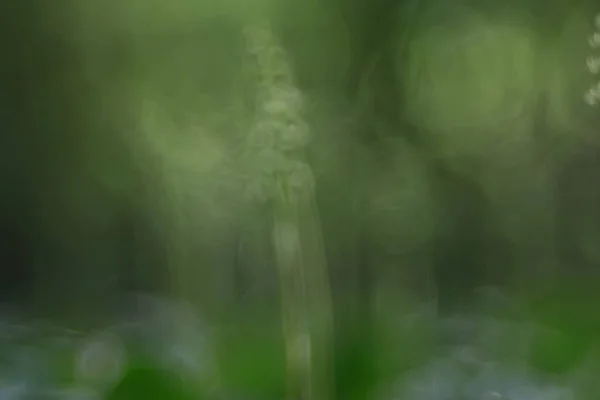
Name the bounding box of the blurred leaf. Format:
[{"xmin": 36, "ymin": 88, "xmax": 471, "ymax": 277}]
[
  {"xmin": 106, "ymin": 364, "xmax": 199, "ymax": 400},
  {"xmin": 215, "ymin": 322, "xmax": 285, "ymax": 399}
]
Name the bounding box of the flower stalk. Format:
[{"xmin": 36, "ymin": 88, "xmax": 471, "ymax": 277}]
[{"xmin": 243, "ymin": 21, "xmax": 334, "ymax": 400}]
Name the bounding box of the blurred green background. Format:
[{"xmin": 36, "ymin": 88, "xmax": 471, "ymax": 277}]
[{"xmin": 2, "ymin": 0, "xmax": 600, "ymax": 398}]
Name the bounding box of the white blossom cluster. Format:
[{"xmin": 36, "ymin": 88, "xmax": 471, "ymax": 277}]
[
  {"xmin": 242, "ymin": 22, "xmax": 314, "ymax": 204},
  {"xmin": 584, "ymin": 15, "xmax": 600, "ymax": 106}
]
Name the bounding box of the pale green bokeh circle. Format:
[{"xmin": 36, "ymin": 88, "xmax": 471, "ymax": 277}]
[{"xmin": 399, "ymin": 8, "xmax": 540, "ymax": 160}]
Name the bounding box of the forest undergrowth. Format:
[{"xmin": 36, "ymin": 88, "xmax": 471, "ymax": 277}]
[{"xmin": 0, "ymin": 286, "xmax": 599, "ymax": 400}]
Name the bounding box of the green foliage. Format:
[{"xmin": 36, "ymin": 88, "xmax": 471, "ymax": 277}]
[
  {"xmin": 526, "ymin": 281, "xmax": 600, "ymax": 374},
  {"xmin": 334, "ymin": 326, "xmax": 380, "ymax": 400},
  {"xmin": 215, "ymin": 321, "xmax": 286, "ymax": 399},
  {"xmin": 106, "ymin": 363, "xmax": 199, "ymax": 400}
]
